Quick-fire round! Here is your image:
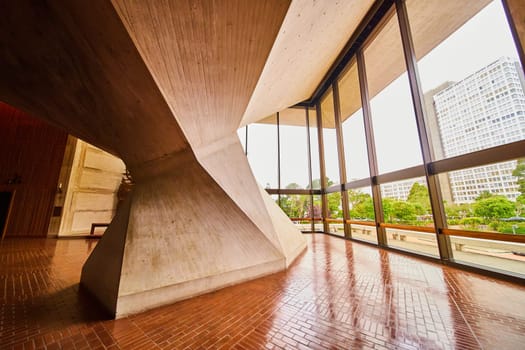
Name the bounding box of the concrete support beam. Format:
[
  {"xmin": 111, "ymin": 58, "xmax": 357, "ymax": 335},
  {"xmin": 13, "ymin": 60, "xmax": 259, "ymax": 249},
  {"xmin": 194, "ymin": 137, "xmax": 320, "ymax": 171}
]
[
  {"xmin": 81, "ymin": 142, "xmax": 305, "ymax": 318},
  {"xmin": 0, "ymin": 1, "xmax": 306, "ymax": 318}
]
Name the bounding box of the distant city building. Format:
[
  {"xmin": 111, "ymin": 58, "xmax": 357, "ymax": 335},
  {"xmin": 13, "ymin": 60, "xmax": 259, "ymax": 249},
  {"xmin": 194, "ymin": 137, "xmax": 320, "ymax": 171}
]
[
  {"xmin": 381, "ymin": 177, "xmax": 426, "ymax": 201},
  {"xmin": 431, "ymin": 57, "xmax": 525, "ymax": 203}
]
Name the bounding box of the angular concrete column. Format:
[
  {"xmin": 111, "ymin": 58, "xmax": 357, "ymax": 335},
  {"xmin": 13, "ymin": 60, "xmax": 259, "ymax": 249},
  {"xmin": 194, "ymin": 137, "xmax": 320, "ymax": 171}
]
[
  {"xmin": 81, "ymin": 141, "xmax": 305, "ymax": 318},
  {"xmin": 0, "ymin": 0, "xmax": 306, "ymax": 318}
]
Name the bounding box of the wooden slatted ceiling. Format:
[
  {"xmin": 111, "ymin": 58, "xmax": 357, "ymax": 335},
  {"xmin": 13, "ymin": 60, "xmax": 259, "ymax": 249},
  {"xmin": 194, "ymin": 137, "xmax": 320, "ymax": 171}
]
[
  {"xmin": 0, "ymin": 1, "xmax": 497, "ymax": 153},
  {"xmin": 338, "ymin": 59, "xmax": 362, "ymax": 123},
  {"xmin": 241, "ymin": 0, "xmax": 375, "ymax": 127},
  {"xmin": 363, "ymin": 0, "xmax": 491, "ymax": 115},
  {"xmin": 111, "ymin": 0, "xmax": 291, "ymax": 149},
  {"xmin": 0, "ymin": 1, "xmax": 189, "ymax": 167}
]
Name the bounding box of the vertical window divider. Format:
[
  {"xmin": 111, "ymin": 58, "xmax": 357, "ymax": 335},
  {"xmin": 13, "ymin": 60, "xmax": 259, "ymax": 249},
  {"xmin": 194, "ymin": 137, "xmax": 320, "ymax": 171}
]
[
  {"xmin": 277, "ymin": 112, "xmax": 281, "ymax": 206},
  {"xmin": 332, "ymin": 81, "xmax": 351, "ymax": 239},
  {"xmin": 316, "ymin": 103, "xmax": 330, "ymax": 233},
  {"xmin": 305, "ymin": 107, "xmax": 315, "ymax": 232},
  {"xmin": 356, "ymin": 48, "xmax": 387, "ymax": 247},
  {"xmin": 395, "ymin": 0, "xmax": 453, "ymax": 260},
  {"xmin": 502, "ymin": 0, "xmax": 525, "ymax": 70}
]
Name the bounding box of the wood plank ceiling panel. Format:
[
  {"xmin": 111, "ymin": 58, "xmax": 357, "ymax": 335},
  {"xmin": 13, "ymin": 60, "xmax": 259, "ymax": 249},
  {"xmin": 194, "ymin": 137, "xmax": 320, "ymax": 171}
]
[
  {"xmin": 241, "ymin": 0, "xmax": 375, "ymax": 126},
  {"xmin": 363, "ymin": 0, "xmax": 491, "ymax": 106},
  {"xmin": 112, "ymin": 0, "xmax": 291, "ymax": 148},
  {"xmin": 0, "ymin": 1, "xmax": 189, "ymax": 167}
]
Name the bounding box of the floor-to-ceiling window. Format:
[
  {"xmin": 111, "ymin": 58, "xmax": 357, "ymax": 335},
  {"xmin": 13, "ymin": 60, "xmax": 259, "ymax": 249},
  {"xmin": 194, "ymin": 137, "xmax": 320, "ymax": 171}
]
[
  {"xmin": 279, "ymin": 108, "xmax": 314, "ymax": 231},
  {"xmin": 320, "ymin": 89, "xmax": 344, "ymax": 236},
  {"xmin": 240, "ymin": 108, "xmax": 320, "ymax": 232},
  {"xmin": 245, "ymin": 114, "xmax": 278, "ymax": 189},
  {"xmin": 242, "ymin": 0, "xmax": 525, "ymax": 278},
  {"xmin": 404, "ymin": 0, "xmax": 525, "ymax": 274},
  {"xmin": 338, "ymin": 59, "xmax": 377, "ymax": 244}
]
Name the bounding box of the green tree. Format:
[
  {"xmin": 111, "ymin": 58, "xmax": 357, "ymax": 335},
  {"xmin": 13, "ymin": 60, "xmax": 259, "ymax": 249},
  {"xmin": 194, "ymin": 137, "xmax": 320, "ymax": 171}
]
[
  {"xmin": 445, "ymin": 202, "xmax": 473, "ymax": 220},
  {"xmin": 475, "ymin": 190, "xmax": 494, "ymax": 201},
  {"xmin": 382, "ymin": 198, "xmax": 417, "ymax": 223},
  {"xmin": 391, "ymin": 200, "xmax": 417, "ymax": 223},
  {"xmin": 280, "ymin": 194, "xmax": 309, "ymax": 218},
  {"xmin": 279, "ymin": 183, "xmax": 308, "ymax": 218},
  {"xmin": 512, "ymin": 158, "xmax": 525, "ymax": 195},
  {"xmin": 382, "ymin": 198, "xmax": 394, "ymax": 222},
  {"xmin": 407, "ymin": 182, "xmax": 430, "ymax": 215},
  {"xmin": 310, "ymin": 195, "xmax": 322, "ymax": 218},
  {"xmin": 309, "ymin": 177, "xmax": 334, "ymax": 189},
  {"xmin": 348, "ymin": 190, "xmax": 374, "ymax": 220},
  {"xmin": 308, "ymin": 177, "xmax": 340, "ymax": 217},
  {"xmin": 474, "ymin": 195, "xmax": 515, "ymax": 220},
  {"xmin": 327, "ymin": 192, "xmax": 342, "ymax": 218},
  {"xmin": 285, "ymin": 182, "xmax": 302, "ymax": 190},
  {"xmin": 516, "ymin": 195, "xmax": 525, "ymax": 216}
]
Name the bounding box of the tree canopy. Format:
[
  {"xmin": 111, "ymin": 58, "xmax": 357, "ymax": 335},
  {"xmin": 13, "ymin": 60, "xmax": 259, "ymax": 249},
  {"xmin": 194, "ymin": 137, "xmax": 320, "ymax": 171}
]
[
  {"xmin": 383, "ymin": 198, "xmax": 417, "ymax": 223},
  {"xmin": 406, "ymin": 182, "xmax": 430, "ymax": 215},
  {"xmin": 512, "ymin": 158, "xmax": 525, "ymax": 195},
  {"xmin": 474, "ymin": 194, "xmax": 515, "ymax": 220},
  {"xmin": 348, "ymin": 190, "xmax": 374, "ymax": 220}
]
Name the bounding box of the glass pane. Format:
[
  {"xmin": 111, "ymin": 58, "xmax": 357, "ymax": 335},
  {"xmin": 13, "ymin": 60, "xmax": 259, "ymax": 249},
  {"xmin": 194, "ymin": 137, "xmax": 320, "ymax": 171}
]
[
  {"xmin": 351, "ymin": 225, "xmax": 378, "ymax": 245},
  {"xmin": 313, "ymin": 194, "xmax": 323, "ymax": 231},
  {"xmin": 320, "ymin": 90, "xmax": 340, "ymax": 185},
  {"xmin": 442, "ymin": 159, "xmax": 524, "ymax": 234},
  {"xmin": 309, "ymin": 107, "xmax": 321, "ymax": 190},
  {"xmin": 450, "ymin": 236, "xmax": 525, "ymax": 276},
  {"xmin": 364, "ymin": 12, "xmax": 423, "ymax": 174},
  {"xmin": 327, "ymin": 192, "xmax": 344, "ymax": 237},
  {"xmin": 347, "ymin": 186, "xmax": 377, "ymax": 244},
  {"xmin": 347, "ymin": 187, "xmax": 375, "ymax": 221},
  {"xmin": 381, "ymin": 177, "xmax": 428, "ymax": 201},
  {"xmin": 406, "ymin": 0, "xmax": 525, "ymax": 160},
  {"xmin": 339, "ymin": 61, "xmax": 370, "ymax": 181},
  {"xmin": 279, "ymin": 194, "xmax": 312, "ymax": 231},
  {"xmin": 385, "ymin": 227, "xmax": 439, "ymax": 257},
  {"xmin": 381, "ymin": 177, "xmax": 438, "ymax": 256},
  {"xmin": 279, "ymin": 108, "xmax": 309, "ymax": 189},
  {"xmin": 247, "ymin": 116, "xmax": 278, "ymax": 188},
  {"xmin": 279, "ymin": 194, "xmax": 309, "ymax": 218}
]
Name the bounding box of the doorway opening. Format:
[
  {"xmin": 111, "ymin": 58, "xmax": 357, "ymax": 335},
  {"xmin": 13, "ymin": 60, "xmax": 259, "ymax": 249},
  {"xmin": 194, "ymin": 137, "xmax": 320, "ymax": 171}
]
[{"xmin": 0, "ymin": 191, "xmax": 13, "ymax": 238}]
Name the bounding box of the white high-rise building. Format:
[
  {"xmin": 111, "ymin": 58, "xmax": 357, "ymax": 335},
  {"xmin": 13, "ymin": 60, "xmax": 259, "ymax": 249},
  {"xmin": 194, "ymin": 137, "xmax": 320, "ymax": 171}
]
[
  {"xmin": 380, "ymin": 177, "xmax": 426, "ymax": 201},
  {"xmin": 432, "ymin": 57, "xmax": 525, "ymax": 203}
]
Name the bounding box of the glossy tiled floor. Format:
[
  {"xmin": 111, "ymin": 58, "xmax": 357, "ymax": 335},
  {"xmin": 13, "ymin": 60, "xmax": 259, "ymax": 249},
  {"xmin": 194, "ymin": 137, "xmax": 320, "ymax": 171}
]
[{"xmin": 1, "ymin": 234, "xmax": 524, "ymax": 349}]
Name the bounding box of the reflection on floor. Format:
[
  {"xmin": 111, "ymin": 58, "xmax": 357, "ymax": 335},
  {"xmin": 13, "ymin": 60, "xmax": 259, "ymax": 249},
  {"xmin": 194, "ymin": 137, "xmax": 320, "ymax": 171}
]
[
  {"xmin": 1, "ymin": 234, "xmax": 524, "ymax": 349},
  {"xmin": 313, "ymin": 223, "xmax": 525, "ymax": 276}
]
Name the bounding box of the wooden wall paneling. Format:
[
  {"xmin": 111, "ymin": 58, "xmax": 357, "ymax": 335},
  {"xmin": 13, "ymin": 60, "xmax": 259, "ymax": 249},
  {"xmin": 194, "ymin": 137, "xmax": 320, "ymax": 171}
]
[
  {"xmin": 0, "ymin": 102, "xmax": 67, "ymax": 237},
  {"xmin": 0, "ymin": 189, "xmax": 15, "ymax": 240}
]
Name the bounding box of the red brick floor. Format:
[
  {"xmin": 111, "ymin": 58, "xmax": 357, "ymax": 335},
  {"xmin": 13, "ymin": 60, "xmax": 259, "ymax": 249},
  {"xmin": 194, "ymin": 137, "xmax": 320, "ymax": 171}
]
[{"xmin": 1, "ymin": 234, "xmax": 524, "ymax": 349}]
